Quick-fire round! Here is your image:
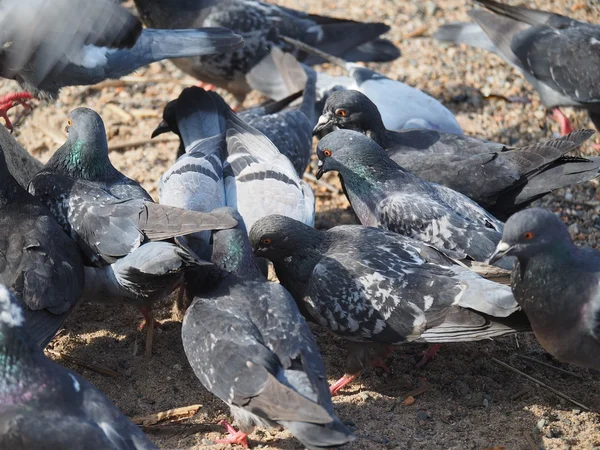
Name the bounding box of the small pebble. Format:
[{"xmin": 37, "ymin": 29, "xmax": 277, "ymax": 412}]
[
  {"xmin": 173, "ymin": 364, "xmax": 183, "ymax": 371},
  {"xmin": 536, "ymin": 418, "xmax": 547, "ymax": 430},
  {"xmin": 201, "ymin": 439, "xmax": 215, "ymax": 446},
  {"xmin": 417, "ymin": 410, "xmax": 431, "ymax": 421}
]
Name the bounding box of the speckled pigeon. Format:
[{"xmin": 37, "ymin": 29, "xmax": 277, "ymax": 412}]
[
  {"xmin": 0, "ymin": 0, "xmax": 243, "ymax": 98},
  {"xmin": 0, "ymin": 285, "xmax": 159, "ymax": 449},
  {"xmin": 0, "ymin": 144, "xmax": 83, "ymax": 348},
  {"xmin": 250, "ymin": 215, "xmax": 528, "ymax": 394},
  {"xmin": 434, "ymin": 0, "xmax": 600, "ymax": 135},
  {"xmin": 316, "ymin": 129, "xmax": 508, "ymax": 267},
  {"xmin": 277, "ymin": 37, "xmax": 463, "ymax": 134},
  {"xmin": 182, "ymin": 209, "xmax": 354, "ymax": 448},
  {"xmin": 489, "ymin": 208, "xmax": 600, "ymax": 370},
  {"xmin": 158, "ymin": 87, "xmax": 314, "ymax": 256},
  {"xmin": 314, "ymin": 89, "xmax": 600, "ymax": 220},
  {"xmin": 132, "ymin": 0, "xmax": 399, "ymax": 106}
]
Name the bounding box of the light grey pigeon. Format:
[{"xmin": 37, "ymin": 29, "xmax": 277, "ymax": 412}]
[
  {"xmin": 314, "ymin": 89, "xmax": 600, "ymax": 220},
  {"xmin": 158, "ymin": 87, "xmax": 315, "ymax": 257},
  {"xmin": 132, "ymin": 0, "xmax": 399, "ymax": 106},
  {"xmin": 0, "ymin": 143, "xmax": 84, "ymax": 348},
  {"xmin": 315, "ymin": 129, "xmax": 509, "ymax": 267},
  {"xmin": 433, "ymin": 0, "xmax": 600, "ymax": 135},
  {"xmin": 0, "ymin": 285, "xmax": 159, "ymax": 449},
  {"xmin": 250, "ymin": 215, "xmax": 528, "ymax": 395},
  {"xmin": 275, "ymin": 37, "xmax": 463, "ymax": 134},
  {"xmin": 0, "ymin": 0, "xmax": 244, "ymax": 98},
  {"xmin": 182, "ymin": 209, "xmax": 354, "ymax": 448},
  {"xmin": 489, "ymin": 208, "xmax": 600, "ymax": 370}
]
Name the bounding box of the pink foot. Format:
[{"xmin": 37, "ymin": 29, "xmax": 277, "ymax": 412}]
[
  {"xmin": 415, "ymin": 344, "xmax": 442, "ymax": 369},
  {"xmin": 0, "ymin": 92, "xmax": 33, "ymax": 132},
  {"xmin": 371, "ymin": 357, "xmax": 391, "ymax": 374},
  {"xmin": 216, "ymin": 420, "xmax": 248, "ymax": 448},
  {"xmin": 137, "ymin": 307, "xmax": 161, "ymax": 331},
  {"xmin": 550, "ymin": 108, "xmax": 575, "ymax": 136},
  {"xmin": 329, "ymin": 373, "xmax": 360, "ymax": 396},
  {"xmin": 196, "ymin": 81, "xmax": 215, "ymax": 91}
]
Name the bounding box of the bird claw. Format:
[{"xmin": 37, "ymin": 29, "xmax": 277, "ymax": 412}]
[
  {"xmin": 329, "ymin": 373, "xmax": 360, "ymax": 396},
  {"xmin": 196, "ymin": 81, "xmax": 215, "ymax": 91},
  {"xmin": 216, "ymin": 420, "xmax": 249, "ymax": 448},
  {"xmin": 415, "ymin": 344, "xmax": 442, "ymax": 369},
  {"xmin": 550, "ymin": 108, "xmax": 575, "ymax": 136},
  {"xmin": 0, "ymin": 92, "xmax": 34, "ymax": 132}
]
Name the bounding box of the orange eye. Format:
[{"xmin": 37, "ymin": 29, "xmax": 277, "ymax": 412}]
[
  {"xmin": 67, "ymin": 119, "xmax": 73, "ymax": 126},
  {"xmin": 322, "ymin": 149, "xmax": 332, "ymax": 157},
  {"xmin": 523, "ymin": 231, "xmax": 534, "ymax": 240},
  {"xmin": 335, "ymin": 108, "xmax": 347, "ymax": 117},
  {"xmin": 261, "ymin": 238, "xmax": 272, "ymax": 245}
]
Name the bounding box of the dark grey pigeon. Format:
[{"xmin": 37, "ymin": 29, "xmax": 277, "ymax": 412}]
[
  {"xmin": 250, "ymin": 215, "xmax": 528, "ymax": 395},
  {"xmin": 433, "ymin": 0, "xmax": 600, "ymax": 135},
  {"xmin": 182, "ymin": 209, "xmax": 354, "ymax": 448},
  {"xmin": 0, "ymin": 0, "xmax": 243, "ymax": 98},
  {"xmin": 314, "ymin": 89, "xmax": 600, "ymax": 220},
  {"xmin": 0, "ymin": 144, "xmax": 84, "ymax": 348},
  {"xmin": 489, "ymin": 208, "xmax": 600, "ymax": 370},
  {"xmin": 132, "ymin": 0, "xmax": 399, "ymax": 106},
  {"xmin": 0, "ymin": 285, "xmax": 159, "ymax": 449},
  {"xmin": 316, "ymin": 129, "xmax": 508, "ymax": 267}
]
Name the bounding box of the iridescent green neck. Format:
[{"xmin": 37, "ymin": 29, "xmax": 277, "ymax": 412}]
[
  {"xmin": 0, "ymin": 332, "xmax": 41, "ymax": 403},
  {"xmin": 46, "ymin": 139, "xmax": 116, "ymax": 181},
  {"xmin": 212, "ymin": 229, "xmax": 261, "ymax": 278}
]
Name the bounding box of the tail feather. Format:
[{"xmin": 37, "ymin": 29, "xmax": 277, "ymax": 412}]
[
  {"xmin": 342, "ymin": 38, "xmax": 401, "ymax": 63},
  {"xmin": 475, "ymin": 0, "xmax": 559, "ymax": 26},
  {"xmin": 433, "ymin": 22, "xmax": 497, "ymax": 52},
  {"xmin": 282, "ymin": 419, "xmax": 356, "ymax": 450},
  {"xmin": 22, "ymin": 308, "xmax": 71, "ymax": 348},
  {"xmin": 105, "ymin": 28, "xmax": 244, "ymax": 78}
]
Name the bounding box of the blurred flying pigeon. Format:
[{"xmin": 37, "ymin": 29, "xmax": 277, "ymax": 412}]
[
  {"xmin": 316, "ymin": 129, "xmax": 508, "ymax": 267},
  {"xmin": 0, "ymin": 144, "xmax": 84, "ymax": 348},
  {"xmin": 489, "ymin": 208, "xmax": 600, "ymax": 370},
  {"xmin": 0, "ymin": 285, "xmax": 159, "ymax": 449},
  {"xmin": 273, "ymin": 37, "xmax": 463, "ymax": 134},
  {"xmin": 182, "ymin": 209, "xmax": 354, "ymax": 448},
  {"xmin": 314, "ymin": 89, "xmax": 600, "ymax": 220},
  {"xmin": 153, "ymin": 69, "xmax": 317, "ymax": 176},
  {"xmin": 132, "ymin": 0, "xmax": 399, "ymax": 106},
  {"xmin": 250, "ymin": 215, "xmax": 528, "ymax": 394},
  {"xmin": 158, "ymin": 87, "xmax": 315, "ymax": 256},
  {"xmin": 434, "ymin": 0, "xmax": 600, "ymax": 135}
]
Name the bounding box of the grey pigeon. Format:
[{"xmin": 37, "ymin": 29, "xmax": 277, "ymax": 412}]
[
  {"xmin": 132, "ymin": 0, "xmax": 399, "ymax": 106},
  {"xmin": 250, "ymin": 215, "xmax": 528, "ymax": 394},
  {"xmin": 433, "ymin": 0, "xmax": 600, "ymax": 135},
  {"xmin": 0, "ymin": 145, "xmax": 83, "ymax": 348},
  {"xmin": 0, "ymin": 285, "xmax": 159, "ymax": 449},
  {"xmin": 314, "ymin": 89, "xmax": 600, "ymax": 220},
  {"xmin": 182, "ymin": 209, "xmax": 354, "ymax": 448},
  {"xmin": 0, "ymin": 0, "xmax": 243, "ymax": 98},
  {"xmin": 153, "ymin": 70, "xmax": 317, "ymax": 176},
  {"xmin": 316, "ymin": 129, "xmax": 508, "ymax": 267},
  {"xmin": 158, "ymin": 87, "xmax": 314, "ymax": 256},
  {"xmin": 276, "ymin": 37, "xmax": 463, "ymax": 134},
  {"xmin": 489, "ymin": 208, "xmax": 600, "ymax": 370}
]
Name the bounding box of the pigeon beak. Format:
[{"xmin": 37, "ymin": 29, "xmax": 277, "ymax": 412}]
[
  {"xmin": 151, "ymin": 120, "xmax": 170, "ymax": 139},
  {"xmin": 316, "ymin": 160, "xmax": 325, "ymax": 180},
  {"xmin": 488, "ymin": 241, "xmax": 513, "ymax": 265},
  {"xmin": 313, "ymin": 113, "xmax": 333, "ymax": 136}
]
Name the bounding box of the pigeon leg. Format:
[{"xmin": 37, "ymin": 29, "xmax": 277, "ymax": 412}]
[
  {"xmin": 415, "ymin": 344, "xmax": 442, "ymax": 369},
  {"xmin": 370, "ymin": 345, "xmax": 395, "ymax": 373},
  {"xmin": 138, "ymin": 306, "xmax": 162, "ymax": 330},
  {"xmin": 196, "ymin": 81, "xmax": 215, "ymax": 91},
  {"xmin": 329, "ymin": 372, "xmax": 360, "ymax": 396},
  {"xmin": 0, "ymin": 92, "xmax": 33, "ymax": 132},
  {"xmin": 138, "ymin": 307, "xmax": 161, "ymax": 358},
  {"xmin": 216, "ymin": 420, "xmax": 249, "ymax": 448},
  {"xmin": 550, "ymin": 108, "xmax": 575, "ymax": 136}
]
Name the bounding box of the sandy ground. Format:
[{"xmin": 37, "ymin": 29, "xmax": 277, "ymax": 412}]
[{"xmin": 2, "ymin": 0, "xmax": 600, "ymax": 449}]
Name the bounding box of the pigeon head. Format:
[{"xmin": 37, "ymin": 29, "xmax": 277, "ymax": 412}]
[
  {"xmin": 489, "ymin": 208, "xmax": 573, "ymax": 264},
  {"xmin": 249, "ymin": 215, "xmax": 322, "ymax": 263},
  {"xmin": 152, "ymin": 99, "xmax": 179, "ymax": 139},
  {"xmin": 315, "ymin": 129, "xmax": 392, "ymax": 180},
  {"xmin": 65, "ymin": 107, "xmax": 108, "ymax": 150},
  {"xmin": 314, "ymin": 90, "xmax": 384, "ymax": 142}
]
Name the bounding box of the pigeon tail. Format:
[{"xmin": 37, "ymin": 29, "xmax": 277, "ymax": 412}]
[
  {"xmin": 343, "ymin": 38, "xmax": 401, "ymax": 63},
  {"xmin": 433, "ymin": 22, "xmax": 497, "ymax": 53},
  {"xmin": 104, "ymin": 28, "xmax": 244, "ymax": 79},
  {"xmin": 282, "ymin": 418, "xmax": 356, "ymax": 450}
]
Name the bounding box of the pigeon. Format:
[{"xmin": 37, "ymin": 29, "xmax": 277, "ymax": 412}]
[
  {"xmin": 153, "ymin": 69, "xmax": 317, "ymax": 176},
  {"xmin": 313, "ymin": 89, "xmax": 600, "ymax": 220},
  {"xmin": 0, "ymin": 144, "xmax": 84, "ymax": 348},
  {"xmin": 0, "ymin": 285, "xmax": 159, "ymax": 449},
  {"xmin": 315, "ymin": 129, "xmax": 508, "ymax": 267},
  {"xmin": 433, "ymin": 0, "xmax": 600, "ymax": 135},
  {"xmin": 131, "ymin": 0, "xmax": 399, "ymax": 106},
  {"xmin": 250, "ymin": 215, "xmax": 528, "ymax": 394},
  {"xmin": 489, "ymin": 208, "xmax": 600, "ymax": 370},
  {"xmin": 182, "ymin": 209, "xmax": 354, "ymax": 448},
  {"xmin": 277, "ymin": 36, "xmax": 463, "ymax": 135},
  {"xmin": 158, "ymin": 87, "xmax": 315, "ymax": 256}
]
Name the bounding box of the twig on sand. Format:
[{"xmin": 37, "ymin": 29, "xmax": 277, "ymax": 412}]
[
  {"xmin": 45, "ymin": 349, "xmax": 119, "ymax": 378},
  {"xmin": 303, "ymin": 172, "xmax": 340, "ymax": 194},
  {"xmin": 513, "ymin": 354, "xmax": 584, "ymax": 380},
  {"xmin": 522, "ymin": 431, "xmax": 538, "ymax": 450},
  {"xmin": 108, "ymin": 136, "xmax": 178, "ymax": 152},
  {"xmin": 132, "ymin": 404, "xmax": 203, "ymax": 427},
  {"xmin": 491, "ymin": 358, "xmax": 589, "ymax": 411}
]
